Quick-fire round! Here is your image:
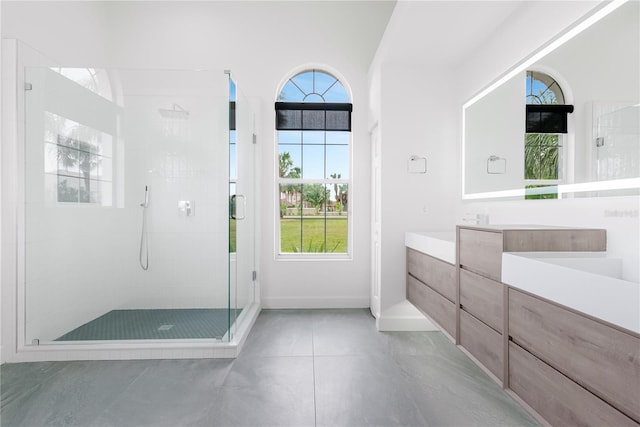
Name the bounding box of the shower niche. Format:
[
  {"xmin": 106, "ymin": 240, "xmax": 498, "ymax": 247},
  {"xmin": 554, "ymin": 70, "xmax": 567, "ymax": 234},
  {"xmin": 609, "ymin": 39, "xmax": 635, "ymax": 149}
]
[{"xmin": 20, "ymin": 63, "xmax": 258, "ymax": 357}]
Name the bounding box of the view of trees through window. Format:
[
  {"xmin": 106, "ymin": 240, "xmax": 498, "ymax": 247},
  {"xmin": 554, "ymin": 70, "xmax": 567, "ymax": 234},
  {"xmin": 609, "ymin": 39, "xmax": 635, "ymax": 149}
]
[
  {"xmin": 525, "ymin": 71, "xmax": 565, "ymax": 199},
  {"xmin": 44, "ymin": 112, "xmax": 113, "ymax": 205},
  {"xmin": 525, "ymin": 134, "xmax": 560, "ymax": 180},
  {"xmin": 276, "ymin": 70, "xmax": 350, "ymax": 254}
]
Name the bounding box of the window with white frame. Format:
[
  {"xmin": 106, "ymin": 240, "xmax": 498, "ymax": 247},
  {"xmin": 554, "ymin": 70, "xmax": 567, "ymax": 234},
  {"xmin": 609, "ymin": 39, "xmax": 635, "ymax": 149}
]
[
  {"xmin": 276, "ymin": 69, "xmax": 351, "ymax": 255},
  {"xmin": 44, "ymin": 113, "xmax": 113, "ymax": 206},
  {"xmin": 44, "ymin": 68, "xmax": 115, "ymax": 206}
]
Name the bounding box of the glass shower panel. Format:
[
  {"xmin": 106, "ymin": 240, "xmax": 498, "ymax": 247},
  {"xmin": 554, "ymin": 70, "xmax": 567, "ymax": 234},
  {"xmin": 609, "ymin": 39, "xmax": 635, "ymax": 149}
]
[
  {"xmin": 228, "ymin": 77, "xmax": 256, "ymax": 339},
  {"xmin": 593, "ymin": 103, "xmax": 640, "ymax": 181},
  {"xmin": 23, "ymin": 67, "xmax": 232, "ymax": 343}
]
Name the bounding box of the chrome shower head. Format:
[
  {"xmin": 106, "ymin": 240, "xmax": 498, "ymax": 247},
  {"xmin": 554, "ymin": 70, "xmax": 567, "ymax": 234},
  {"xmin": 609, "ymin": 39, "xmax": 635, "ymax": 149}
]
[{"xmin": 158, "ymin": 104, "xmax": 189, "ymax": 120}]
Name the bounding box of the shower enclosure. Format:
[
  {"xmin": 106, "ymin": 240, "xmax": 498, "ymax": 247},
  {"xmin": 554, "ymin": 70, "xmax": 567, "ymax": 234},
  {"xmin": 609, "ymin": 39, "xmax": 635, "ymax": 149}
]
[{"xmin": 20, "ymin": 63, "xmax": 257, "ymax": 352}]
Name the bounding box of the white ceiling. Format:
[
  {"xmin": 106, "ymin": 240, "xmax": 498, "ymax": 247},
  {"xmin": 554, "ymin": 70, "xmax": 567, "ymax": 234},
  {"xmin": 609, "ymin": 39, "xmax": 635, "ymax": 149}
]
[{"xmin": 376, "ymin": 1, "xmax": 526, "ymax": 66}]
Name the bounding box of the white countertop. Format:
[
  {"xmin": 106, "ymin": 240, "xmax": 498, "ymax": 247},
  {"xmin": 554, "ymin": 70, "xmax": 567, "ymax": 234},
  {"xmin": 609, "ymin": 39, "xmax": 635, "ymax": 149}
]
[
  {"xmin": 405, "ymin": 231, "xmax": 456, "ymax": 264},
  {"xmin": 458, "ymin": 224, "xmax": 596, "ymax": 231},
  {"xmin": 502, "ymin": 252, "xmax": 639, "ymax": 334}
]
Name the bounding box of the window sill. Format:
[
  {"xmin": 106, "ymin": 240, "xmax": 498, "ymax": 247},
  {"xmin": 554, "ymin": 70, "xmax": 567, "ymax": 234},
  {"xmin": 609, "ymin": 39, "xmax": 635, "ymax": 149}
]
[{"xmin": 275, "ymin": 253, "xmax": 352, "ymax": 262}]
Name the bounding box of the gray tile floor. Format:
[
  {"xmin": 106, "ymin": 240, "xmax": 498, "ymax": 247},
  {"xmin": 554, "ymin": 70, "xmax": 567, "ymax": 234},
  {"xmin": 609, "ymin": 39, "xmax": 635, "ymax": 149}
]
[{"xmin": 1, "ymin": 309, "xmax": 539, "ymax": 427}]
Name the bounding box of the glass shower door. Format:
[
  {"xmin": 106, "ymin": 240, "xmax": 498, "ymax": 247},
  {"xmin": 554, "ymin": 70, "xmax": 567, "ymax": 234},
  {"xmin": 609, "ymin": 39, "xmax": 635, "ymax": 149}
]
[{"xmin": 228, "ymin": 76, "xmax": 256, "ymax": 339}]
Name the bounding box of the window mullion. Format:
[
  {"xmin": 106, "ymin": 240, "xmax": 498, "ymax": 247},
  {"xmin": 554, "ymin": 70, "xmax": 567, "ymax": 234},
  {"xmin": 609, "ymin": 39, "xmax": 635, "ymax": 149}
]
[
  {"xmin": 300, "ymin": 183, "xmax": 304, "ymax": 253},
  {"xmin": 278, "ymin": 178, "xmax": 347, "ymax": 185}
]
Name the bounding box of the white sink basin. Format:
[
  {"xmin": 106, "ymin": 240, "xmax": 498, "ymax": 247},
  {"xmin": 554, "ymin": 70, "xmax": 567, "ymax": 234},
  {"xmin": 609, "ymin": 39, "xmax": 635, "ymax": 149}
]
[
  {"xmin": 502, "ymin": 252, "xmax": 639, "ymax": 333},
  {"xmin": 405, "ymin": 231, "xmax": 456, "ymax": 264}
]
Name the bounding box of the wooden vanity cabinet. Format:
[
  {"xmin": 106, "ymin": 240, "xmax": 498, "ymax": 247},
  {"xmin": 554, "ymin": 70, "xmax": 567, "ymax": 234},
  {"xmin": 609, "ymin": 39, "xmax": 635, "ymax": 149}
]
[
  {"xmin": 458, "ymin": 226, "xmax": 607, "ymax": 281},
  {"xmin": 459, "ymin": 310, "xmax": 503, "ymax": 380},
  {"xmin": 457, "ymin": 227, "xmax": 507, "ymax": 383},
  {"xmin": 407, "ymin": 225, "xmax": 637, "ymax": 426},
  {"xmin": 407, "ymin": 248, "xmax": 456, "ymax": 302},
  {"xmin": 458, "ymin": 268, "xmax": 505, "ymax": 381},
  {"xmin": 458, "ymin": 228, "xmax": 503, "ymax": 280},
  {"xmin": 455, "ymin": 225, "xmax": 607, "ymax": 389},
  {"xmin": 457, "ymin": 270, "xmax": 505, "ymax": 382},
  {"xmin": 509, "ymin": 288, "xmax": 640, "ymax": 425},
  {"xmin": 407, "ymin": 275, "xmax": 456, "ymax": 337},
  {"xmin": 406, "ymin": 248, "xmax": 456, "ymax": 338},
  {"xmin": 459, "ymin": 269, "xmax": 503, "ymax": 333},
  {"xmin": 509, "ymin": 341, "xmax": 638, "ymax": 427}
]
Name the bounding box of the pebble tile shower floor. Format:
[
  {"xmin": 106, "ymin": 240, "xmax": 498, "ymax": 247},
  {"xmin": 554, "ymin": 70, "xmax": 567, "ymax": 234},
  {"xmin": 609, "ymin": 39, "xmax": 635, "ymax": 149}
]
[
  {"xmin": 1, "ymin": 309, "xmax": 539, "ymax": 426},
  {"xmin": 55, "ymin": 309, "xmax": 240, "ymax": 341}
]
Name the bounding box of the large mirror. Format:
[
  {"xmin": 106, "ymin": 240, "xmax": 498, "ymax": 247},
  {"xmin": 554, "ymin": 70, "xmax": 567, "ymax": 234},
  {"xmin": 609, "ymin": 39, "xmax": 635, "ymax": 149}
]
[{"xmin": 463, "ymin": 0, "xmax": 639, "ymax": 200}]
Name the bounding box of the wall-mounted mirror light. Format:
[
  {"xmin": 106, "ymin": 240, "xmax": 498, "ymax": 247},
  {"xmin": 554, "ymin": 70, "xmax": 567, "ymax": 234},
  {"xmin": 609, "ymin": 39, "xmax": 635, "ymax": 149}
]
[{"xmin": 463, "ymin": 0, "xmax": 639, "ymax": 200}]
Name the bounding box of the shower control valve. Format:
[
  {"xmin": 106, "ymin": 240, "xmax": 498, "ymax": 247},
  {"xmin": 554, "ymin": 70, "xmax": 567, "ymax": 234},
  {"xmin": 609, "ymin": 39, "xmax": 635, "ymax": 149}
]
[{"xmin": 178, "ymin": 200, "xmax": 195, "ymax": 216}]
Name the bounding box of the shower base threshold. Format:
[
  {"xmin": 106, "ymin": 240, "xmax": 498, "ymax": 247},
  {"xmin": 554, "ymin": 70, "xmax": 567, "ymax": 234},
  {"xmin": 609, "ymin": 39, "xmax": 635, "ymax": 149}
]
[{"xmin": 12, "ymin": 303, "xmax": 260, "ymax": 362}]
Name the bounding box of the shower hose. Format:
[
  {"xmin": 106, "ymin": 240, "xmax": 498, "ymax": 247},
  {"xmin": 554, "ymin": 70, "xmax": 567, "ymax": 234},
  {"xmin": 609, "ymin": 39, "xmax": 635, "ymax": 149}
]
[
  {"xmin": 139, "ymin": 208, "xmax": 149, "ymax": 270},
  {"xmin": 139, "ymin": 186, "xmax": 149, "ymax": 271}
]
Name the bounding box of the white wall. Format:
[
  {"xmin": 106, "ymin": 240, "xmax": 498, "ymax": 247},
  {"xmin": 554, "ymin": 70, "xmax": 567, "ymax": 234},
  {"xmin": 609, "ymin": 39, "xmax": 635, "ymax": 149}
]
[
  {"xmin": 0, "ymin": 0, "xmax": 4, "ymax": 363},
  {"xmin": 453, "ymin": 1, "xmax": 601, "ymax": 101},
  {"xmin": 1, "ymin": 39, "xmax": 21, "ymax": 359},
  {"xmin": 370, "ymin": 62, "xmax": 459, "ymax": 314}
]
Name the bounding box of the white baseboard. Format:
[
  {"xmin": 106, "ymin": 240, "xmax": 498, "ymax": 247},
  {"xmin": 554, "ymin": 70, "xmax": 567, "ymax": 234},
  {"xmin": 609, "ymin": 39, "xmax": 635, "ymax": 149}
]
[
  {"xmin": 261, "ymin": 296, "xmax": 369, "ymax": 309},
  {"xmin": 376, "ymin": 300, "xmax": 439, "ymax": 331}
]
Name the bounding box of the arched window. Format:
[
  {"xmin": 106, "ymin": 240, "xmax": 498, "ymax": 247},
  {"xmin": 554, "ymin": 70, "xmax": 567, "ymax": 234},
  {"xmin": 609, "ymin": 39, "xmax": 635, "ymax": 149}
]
[
  {"xmin": 526, "ymin": 70, "xmax": 564, "ymax": 104},
  {"xmin": 275, "ymin": 69, "xmax": 351, "ymax": 256},
  {"xmin": 524, "ymin": 70, "xmax": 573, "ymax": 198},
  {"xmin": 278, "ymin": 69, "xmax": 350, "ymax": 103},
  {"xmin": 50, "ymin": 67, "xmax": 113, "ymax": 101}
]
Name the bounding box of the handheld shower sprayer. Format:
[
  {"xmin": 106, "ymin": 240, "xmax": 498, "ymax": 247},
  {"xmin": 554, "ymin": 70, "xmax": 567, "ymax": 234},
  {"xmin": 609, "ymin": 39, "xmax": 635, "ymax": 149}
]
[{"xmin": 140, "ymin": 185, "xmax": 149, "ymax": 208}]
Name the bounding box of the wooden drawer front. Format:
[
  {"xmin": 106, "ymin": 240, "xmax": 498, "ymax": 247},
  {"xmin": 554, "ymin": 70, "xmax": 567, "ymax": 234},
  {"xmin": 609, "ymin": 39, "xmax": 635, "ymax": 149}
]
[
  {"xmin": 459, "ymin": 269, "xmax": 503, "ymax": 333},
  {"xmin": 407, "ymin": 275, "xmax": 456, "ymax": 337},
  {"xmin": 502, "ymin": 229, "xmax": 607, "ymax": 252},
  {"xmin": 458, "ymin": 228, "xmax": 502, "ymax": 280},
  {"xmin": 509, "ymin": 289, "xmax": 640, "ymax": 422},
  {"xmin": 407, "ymin": 248, "xmax": 456, "ymax": 302},
  {"xmin": 509, "ymin": 342, "xmax": 638, "ymax": 427},
  {"xmin": 459, "ymin": 310, "xmax": 503, "ymax": 381}
]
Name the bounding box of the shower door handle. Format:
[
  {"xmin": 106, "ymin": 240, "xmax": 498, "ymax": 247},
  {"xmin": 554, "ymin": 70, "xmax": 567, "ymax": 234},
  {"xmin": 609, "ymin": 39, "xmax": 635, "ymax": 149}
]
[
  {"xmin": 230, "ymin": 195, "xmax": 236, "ymax": 219},
  {"xmin": 235, "ymin": 194, "xmax": 246, "ymax": 220},
  {"xmin": 230, "ymin": 195, "xmax": 246, "ymax": 220}
]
